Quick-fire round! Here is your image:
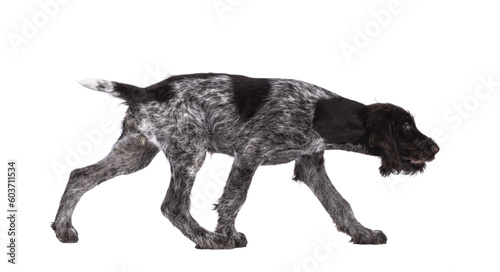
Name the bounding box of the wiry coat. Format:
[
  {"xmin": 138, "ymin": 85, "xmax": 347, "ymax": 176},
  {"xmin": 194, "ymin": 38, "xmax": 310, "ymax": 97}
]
[{"xmin": 53, "ymin": 73, "xmax": 439, "ymax": 249}]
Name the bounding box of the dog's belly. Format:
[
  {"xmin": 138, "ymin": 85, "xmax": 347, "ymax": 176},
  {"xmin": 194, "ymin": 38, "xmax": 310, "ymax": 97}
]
[
  {"xmin": 206, "ymin": 148, "xmax": 301, "ymax": 165},
  {"xmin": 207, "ymin": 144, "xmax": 317, "ymax": 166},
  {"xmin": 207, "ymin": 129, "xmax": 327, "ymax": 165},
  {"xmin": 261, "ymin": 150, "xmax": 304, "ymax": 165}
]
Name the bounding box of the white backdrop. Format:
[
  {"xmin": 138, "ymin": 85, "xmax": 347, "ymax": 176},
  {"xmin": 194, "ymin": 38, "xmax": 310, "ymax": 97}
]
[{"xmin": 2, "ymin": 0, "xmax": 500, "ymax": 271}]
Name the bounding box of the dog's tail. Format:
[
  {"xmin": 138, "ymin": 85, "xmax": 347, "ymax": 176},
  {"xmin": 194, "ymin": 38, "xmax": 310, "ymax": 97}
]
[{"xmin": 78, "ymin": 79, "xmax": 148, "ymax": 104}]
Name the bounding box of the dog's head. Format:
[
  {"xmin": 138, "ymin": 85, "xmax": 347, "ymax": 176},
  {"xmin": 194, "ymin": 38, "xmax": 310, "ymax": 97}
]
[{"xmin": 366, "ymin": 103, "xmax": 439, "ymax": 177}]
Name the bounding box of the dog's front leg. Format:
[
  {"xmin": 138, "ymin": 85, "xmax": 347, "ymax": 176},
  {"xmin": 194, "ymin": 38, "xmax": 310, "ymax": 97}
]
[
  {"xmin": 293, "ymin": 152, "xmax": 387, "ymax": 244},
  {"xmin": 214, "ymin": 153, "xmax": 262, "ymax": 248}
]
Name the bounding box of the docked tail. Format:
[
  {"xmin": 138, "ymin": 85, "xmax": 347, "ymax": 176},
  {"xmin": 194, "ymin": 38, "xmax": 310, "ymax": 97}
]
[{"xmin": 78, "ymin": 79, "xmax": 148, "ymax": 104}]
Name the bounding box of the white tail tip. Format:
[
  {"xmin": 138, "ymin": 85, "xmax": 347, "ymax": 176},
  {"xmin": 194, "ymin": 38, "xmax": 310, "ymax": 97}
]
[{"xmin": 78, "ymin": 79, "xmax": 114, "ymax": 93}]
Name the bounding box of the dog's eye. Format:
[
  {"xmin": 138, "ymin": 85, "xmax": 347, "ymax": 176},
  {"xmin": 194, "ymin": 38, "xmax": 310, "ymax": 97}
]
[{"xmin": 403, "ymin": 122, "xmax": 411, "ymax": 131}]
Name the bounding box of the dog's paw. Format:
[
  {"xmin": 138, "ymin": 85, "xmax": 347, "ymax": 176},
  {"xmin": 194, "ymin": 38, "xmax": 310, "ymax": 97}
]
[
  {"xmin": 52, "ymin": 222, "xmax": 79, "ymax": 243},
  {"xmin": 350, "ymin": 229, "xmax": 387, "ymax": 245},
  {"xmin": 195, "ymin": 232, "xmax": 235, "ymax": 250},
  {"xmin": 379, "ymin": 166, "xmax": 391, "ymax": 177},
  {"xmin": 232, "ymin": 232, "xmax": 247, "ymax": 248}
]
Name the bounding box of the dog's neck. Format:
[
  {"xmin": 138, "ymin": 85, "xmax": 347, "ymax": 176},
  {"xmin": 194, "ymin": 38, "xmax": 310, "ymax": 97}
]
[{"xmin": 313, "ymin": 97, "xmax": 374, "ymax": 155}]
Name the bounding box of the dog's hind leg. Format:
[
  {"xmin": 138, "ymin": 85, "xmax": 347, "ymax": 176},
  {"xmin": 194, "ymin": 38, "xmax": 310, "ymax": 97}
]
[
  {"xmin": 161, "ymin": 148, "xmax": 236, "ymax": 249},
  {"xmin": 293, "ymin": 152, "xmax": 387, "ymax": 244},
  {"xmin": 52, "ymin": 132, "xmax": 159, "ymax": 243}
]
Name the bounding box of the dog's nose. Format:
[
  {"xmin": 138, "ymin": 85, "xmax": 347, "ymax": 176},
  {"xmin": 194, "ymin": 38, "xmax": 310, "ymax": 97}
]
[{"xmin": 431, "ymin": 144, "xmax": 440, "ymax": 154}]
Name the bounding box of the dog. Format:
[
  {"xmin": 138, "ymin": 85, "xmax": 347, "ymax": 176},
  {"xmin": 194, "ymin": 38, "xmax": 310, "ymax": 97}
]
[{"xmin": 52, "ymin": 73, "xmax": 439, "ymax": 249}]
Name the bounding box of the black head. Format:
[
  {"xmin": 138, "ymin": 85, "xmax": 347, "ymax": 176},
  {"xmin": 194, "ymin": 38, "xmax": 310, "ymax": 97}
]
[{"xmin": 366, "ymin": 103, "xmax": 440, "ymax": 177}]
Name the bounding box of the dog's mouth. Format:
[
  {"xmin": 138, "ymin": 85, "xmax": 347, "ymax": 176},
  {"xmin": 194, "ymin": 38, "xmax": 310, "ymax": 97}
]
[
  {"xmin": 403, "ymin": 157, "xmax": 427, "ymax": 165},
  {"xmin": 401, "ymin": 155, "xmax": 436, "ymax": 172},
  {"xmin": 398, "ymin": 157, "xmax": 428, "ymax": 175},
  {"xmin": 402, "ymin": 152, "xmax": 435, "ymax": 165}
]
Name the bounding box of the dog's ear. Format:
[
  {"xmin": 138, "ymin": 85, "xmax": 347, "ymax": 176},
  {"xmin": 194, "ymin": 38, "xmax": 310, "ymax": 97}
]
[{"xmin": 367, "ymin": 104, "xmax": 402, "ymax": 176}]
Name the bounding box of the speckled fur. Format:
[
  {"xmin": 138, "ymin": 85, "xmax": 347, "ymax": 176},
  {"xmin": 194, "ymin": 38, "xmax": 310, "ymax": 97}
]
[{"xmin": 52, "ymin": 73, "xmax": 438, "ymax": 249}]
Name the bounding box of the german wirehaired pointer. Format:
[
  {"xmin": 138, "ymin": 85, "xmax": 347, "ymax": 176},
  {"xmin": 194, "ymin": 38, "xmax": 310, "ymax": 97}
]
[{"xmin": 52, "ymin": 73, "xmax": 439, "ymax": 249}]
